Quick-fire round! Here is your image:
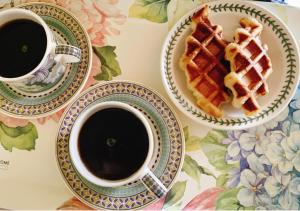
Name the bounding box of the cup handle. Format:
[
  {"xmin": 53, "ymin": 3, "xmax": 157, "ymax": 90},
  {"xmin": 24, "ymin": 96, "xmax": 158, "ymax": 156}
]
[
  {"xmin": 141, "ymin": 168, "xmax": 167, "ymax": 198},
  {"xmin": 55, "ymin": 44, "xmax": 81, "ymax": 63}
]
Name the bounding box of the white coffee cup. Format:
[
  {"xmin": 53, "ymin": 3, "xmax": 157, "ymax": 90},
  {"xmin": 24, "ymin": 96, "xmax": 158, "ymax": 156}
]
[
  {"xmin": 69, "ymin": 101, "xmax": 167, "ymax": 198},
  {"xmin": 0, "ymin": 8, "xmax": 81, "ymax": 85}
]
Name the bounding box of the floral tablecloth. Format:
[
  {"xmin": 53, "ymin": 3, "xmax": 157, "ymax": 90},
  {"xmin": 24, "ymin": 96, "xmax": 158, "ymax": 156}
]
[{"xmin": 1, "ymin": 0, "xmax": 300, "ymax": 210}]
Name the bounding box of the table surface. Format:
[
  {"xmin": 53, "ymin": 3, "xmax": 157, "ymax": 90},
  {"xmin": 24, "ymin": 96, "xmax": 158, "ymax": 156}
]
[{"xmin": 1, "ymin": 0, "xmax": 300, "ymax": 210}]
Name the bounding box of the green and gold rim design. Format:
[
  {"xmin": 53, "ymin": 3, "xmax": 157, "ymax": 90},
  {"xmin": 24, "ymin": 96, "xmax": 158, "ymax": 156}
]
[
  {"xmin": 161, "ymin": 0, "xmax": 300, "ymax": 129},
  {"xmin": 0, "ymin": 3, "xmax": 92, "ymax": 118},
  {"xmin": 56, "ymin": 81, "xmax": 184, "ymax": 210}
]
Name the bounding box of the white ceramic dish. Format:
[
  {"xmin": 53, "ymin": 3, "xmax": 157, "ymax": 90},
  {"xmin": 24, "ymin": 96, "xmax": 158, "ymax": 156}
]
[{"xmin": 161, "ymin": 0, "xmax": 300, "ymax": 130}]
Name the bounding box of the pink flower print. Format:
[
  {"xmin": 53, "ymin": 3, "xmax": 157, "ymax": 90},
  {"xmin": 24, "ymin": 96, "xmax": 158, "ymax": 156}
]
[
  {"xmin": 183, "ymin": 187, "xmax": 223, "ymax": 210},
  {"xmin": 55, "ymin": 0, "xmax": 126, "ymax": 46},
  {"xmin": 37, "ymin": 108, "xmax": 65, "ymax": 124},
  {"xmin": 144, "ymin": 195, "xmax": 166, "ymax": 210},
  {"xmin": 57, "ymin": 197, "xmax": 93, "ymax": 210},
  {"xmin": 13, "ymin": 0, "xmax": 126, "ymax": 47},
  {"xmin": 0, "ymin": 113, "xmax": 29, "ymax": 127}
]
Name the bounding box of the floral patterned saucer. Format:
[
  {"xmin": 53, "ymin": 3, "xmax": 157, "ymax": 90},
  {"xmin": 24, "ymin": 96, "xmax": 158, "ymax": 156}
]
[
  {"xmin": 56, "ymin": 81, "xmax": 184, "ymax": 210},
  {"xmin": 0, "ymin": 3, "xmax": 92, "ymax": 118}
]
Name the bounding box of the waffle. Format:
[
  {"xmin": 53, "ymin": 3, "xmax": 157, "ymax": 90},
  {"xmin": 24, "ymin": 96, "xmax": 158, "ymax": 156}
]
[
  {"xmin": 224, "ymin": 18, "xmax": 272, "ymax": 116},
  {"xmin": 180, "ymin": 5, "xmax": 230, "ymax": 118}
]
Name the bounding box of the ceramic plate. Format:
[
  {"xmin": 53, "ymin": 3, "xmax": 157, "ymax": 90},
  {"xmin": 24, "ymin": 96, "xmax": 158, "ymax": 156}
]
[
  {"xmin": 0, "ymin": 3, "xmax": 92, "ymax": 118},
  {"xmin": 56, "ymin": 81, "xmax": 184, "ymax": 210},
  {"xmin": 161, "ymin": 0, "xmax": 300, "ymax": 130}
]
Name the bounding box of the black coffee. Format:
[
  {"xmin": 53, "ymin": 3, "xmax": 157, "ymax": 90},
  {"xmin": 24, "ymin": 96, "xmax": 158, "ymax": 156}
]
[
  {"xmin": 0, "ymin": 19, "xmax": 47, "ymax": 78},
  {"xmin": 78, "ymin": 108, "xmax": 149, "ymax": 180}
]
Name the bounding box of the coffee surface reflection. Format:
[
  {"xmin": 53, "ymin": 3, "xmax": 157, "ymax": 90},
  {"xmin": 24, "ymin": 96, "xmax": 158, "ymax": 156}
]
[
  {"xmin": 78, "ymin": 108, "xmax": 149, "ymax": 180},
  {"xmin": 0, "ymin": 19, "xmax": 47, "ymax": 78}
]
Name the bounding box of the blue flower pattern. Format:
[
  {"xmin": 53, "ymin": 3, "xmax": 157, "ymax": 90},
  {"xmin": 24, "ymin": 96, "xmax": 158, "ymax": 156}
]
[{"xmin": 223, "ymin": 85, "xmax": 300, "ymax": 209}]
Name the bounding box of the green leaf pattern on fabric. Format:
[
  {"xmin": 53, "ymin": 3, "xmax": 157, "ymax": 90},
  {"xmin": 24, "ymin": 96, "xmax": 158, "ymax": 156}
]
[
  {"xmin": 216, "ymin": 188, "xmax": 241, "ymax": 210},
  {"xmin": 163, "ymin": 181, "xmax": 187, "ymax": 209},
  {"xmin": 129, "ymin": 0, "xmax": 213, "ymax": 24},
  {"xmin": 199, "ymin": 130, "xmax": 236, "ymax": 171},
  {"xmin": 129, "ymin": 0, "xmax": 171, "ymax": 23},
  {"xmin": 183, "ymin": 126, "xmax": 189, "ymax": 140},
  {"xmin": 183, "ymin": 155, "xmax": 215, "ymax": 188},
  {"xmin": 167, "ymin": 0, "xmax": 211, "ymax": 28},
  {"xmin": 0, "ymin": 122, "xmax": 38, "ymax": 152},
  {"xmin": 184, "ymin": 126, "xmax": 202, "ymax": 152},
  {"xmin": 216, "ymin": 174, "xmax": 229, "ymax": 188},
  {"xmin": 93, "ymin": 46, "xmax": 122, "ymax": 81},
  {"xmin": 186, "ymin": 135, "xmax": 202, "ymax": 152}
]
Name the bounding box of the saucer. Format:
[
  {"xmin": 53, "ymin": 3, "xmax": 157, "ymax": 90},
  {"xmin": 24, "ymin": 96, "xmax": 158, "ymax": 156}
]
[
  {"xmin": 56, "ymin": 81, "xmax": 185, "ymax": 210},
  {"xmin": 0, "ymin": 3, "xmax": 92, "ymax": 118},
  {"xmin": 161, "ymin": 0, "xmax": 299, "ymax": 129}
]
